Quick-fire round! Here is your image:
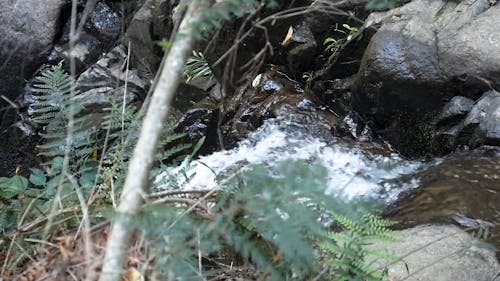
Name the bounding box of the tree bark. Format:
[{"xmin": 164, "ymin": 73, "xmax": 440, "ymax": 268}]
[{"xmin": 98, "ymin": 1, "xmax": 212, "ymax": 280}]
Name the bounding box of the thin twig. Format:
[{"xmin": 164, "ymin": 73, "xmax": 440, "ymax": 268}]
[{"xmin": 148, "ymin": 189, "xmax": 214, "ymax": 198}]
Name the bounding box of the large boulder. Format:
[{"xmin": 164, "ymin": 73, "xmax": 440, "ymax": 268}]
[
  {"xmin": 0, "ymin": 0, "xmax": 66, "ymax": 106},
  {"xmin": 352, "ymin": 0, "xmax": 500, "ymax": 156},
  {"xmin": 369, "ymin": 225, "xmax": 500, "ymax": 281},
  {"xmin": 50, "ymin": 0, "xmax": 123, "ymax": 74},
  {"xmin": 0, "ymin": 0, "xmax": 66, "ymax": 174}
]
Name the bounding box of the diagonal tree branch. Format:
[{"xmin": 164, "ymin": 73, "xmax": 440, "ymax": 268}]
[{"xmin": 98, "ymin": 1, "xmax": 213, "ymax": 280}]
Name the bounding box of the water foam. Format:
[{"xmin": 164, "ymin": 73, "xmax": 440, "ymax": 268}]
[{"xmin": 155, "ymin": 120, "xmax": 421, "ymax": 201}]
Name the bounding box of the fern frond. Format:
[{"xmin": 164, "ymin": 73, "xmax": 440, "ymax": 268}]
[
  {"xmin": 156, "ymin": 143, "xmax": 192, "ymax": 162},
  {"xmin": 184, "ymin": 51, "xmax": 213, "ymax": 83}
]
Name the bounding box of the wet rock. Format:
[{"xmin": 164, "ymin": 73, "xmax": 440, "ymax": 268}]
[
  {"xmin": 462, "ymin": 90, "xmax": 500, "ymax": 145},
  {"xmin": 384, "ymin": 147, "xmax": 500, "ymax": 257},
  {"xmin": 352, "ymin": 0, "xmax": 500, "ymax": 155},
  {"xmin": 175, "ymin": 97, "xmax": 219, "ymax": 154},
  {"xmin": 74, "ymin": 45, "xmax": 149, "ymax": 113},
  {"xmin": 222, "ymin": 68, "xmax": 335, "ymax": 147},
  {"xmin": 369, "ymin": 225, "xmax": 500, "ymax": 281},
  {"xmin": 284, "ymin": 21, "xmax": 318, "ymax": 76},
  {"xmin": 50, "ymin": 1, "xmax": 123, "ymax": 74},
  {"xmin": 123, "ymin": 0, "xmax": 174, "ymax": 77},
  {"xmin": 0, "ymin": 0, "xmax": 66, "ymax": 117},
  {"xmin": 437, "ymin": 96, "xmax": 475, "ymax": 125},
  {"xmin": 313, "ymin": 76, "xmax": 354, "ymax": 116},
  {"xmin": 175, "ymin": 68, "xmax": 340, "ymax": 152},
  {"xmin": 434, "ymin": 91, "xmax": 500, "ymax": 151},
  {"xmin": 338, "ymin": 111, "xmax": 375, "ymax": 142}
]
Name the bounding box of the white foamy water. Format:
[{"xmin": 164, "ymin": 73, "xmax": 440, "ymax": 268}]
[{"xmin": 155, "ymin": 119, "xmax": 421, "ymax": 201}]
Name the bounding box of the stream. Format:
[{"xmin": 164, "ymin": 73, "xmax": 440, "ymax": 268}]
[{"xmin": 156, "ymin": 110, "xmax": 500, "ymax": 257}]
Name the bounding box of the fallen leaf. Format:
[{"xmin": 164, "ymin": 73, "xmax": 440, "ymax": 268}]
[
  {"xmin": 281, "ymin": 26, "xmax": 294, "ymax": 46},
  {"xmin": 122, "ymin": 267, "xmax": 145, "ymax": 281}
]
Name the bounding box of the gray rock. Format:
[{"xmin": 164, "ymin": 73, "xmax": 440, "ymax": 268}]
[
  {"xmin": 352, "ymin": 0, "xmax": 500, "ymax": 154},
  {"xmin": 463, "ymin": 90, "xmax": 500, "ymax": 144},
  {"xmin": 123, "ymin": 0, "xmax": 173, "ymax": 77},
  {"xmin": 75, "ymin": 45, "xmax": 149, "ymax": 114},
  {"xmin": 438, "ymin": 96, "xmax": 475, "ymax": 124},
  {"xmin": 285, "ymin": 21, "xmax": 317, "ymax": 76},
  {"xmin": 0, "ymin": 0, "xmax": 66, "ymax": 103},
  {"xmin": 384, "ymin": 147, "xmax": 500, "ymax": 259},
  {"xmin": 87, "ymin": 1, "xmax": 121, "ymax": 41},
  {"xmin": 369, "ymin": 225, "xmax": 500, "ymax": 281},
  {"xmin": 433, "ymin": 124, "xmax": 463, "ymax": 152},
  {"xmin": 59, "ymin": 34, "xmax": 105, "ymax": 74},
  {"xmin": 434, "ymin": 92, "xmax": 500, "ymax": 151}
]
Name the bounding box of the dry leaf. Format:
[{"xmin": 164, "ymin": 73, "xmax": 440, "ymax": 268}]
[
  {"xmin": 55, "ymin": 235, "xmax": 74, "ymax": 261},
  {"xmin": 281, "ymin": 26, "xmax": 294, "ymax": 46},
  {"xmin": 122, "ymin": 267, "xmax": 145, "ymax": 281}
]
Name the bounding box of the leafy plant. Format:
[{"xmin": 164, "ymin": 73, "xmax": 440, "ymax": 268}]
[
  {"xmin": 324, "ymin": 24, "xmax": 359, "ymax": 62},
  {"xmin": 0, "ymin": 175, "xmax": 31, "ymax": 231},
  {"xmin": 184, "ymin": 51, "xmax": 214, "ymax": 83},
  {"xmin": 320, "ymin": 213, "xmax": 397, "ymax": 281},
  {"xmin": 1, "ymin": 57, "xmax": 198, "ymax": 275},
  {"xmin": 31, "ymin": 63, "xmax": 97, "ymax": 161},
  {"xmin": 134, "ymin": 160, "xmax": 397, "ymax": 280},
  {"xmin": 302, "ymin": 71, "xmax": 315, "ymax": 92},
  {"xmin": 192, "ymin": 0, "xmax": 278, "ymax": 38}
]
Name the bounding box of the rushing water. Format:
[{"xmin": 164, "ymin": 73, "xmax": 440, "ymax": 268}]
[
  {"xmin": 156, "ymin": 114, "xmax": 421, "ymax": 202},
  {"xmin": 155, "ymin": 112, "xmax": 500, "ymax": 258}
]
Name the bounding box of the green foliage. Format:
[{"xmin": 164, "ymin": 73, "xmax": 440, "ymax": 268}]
[
  {"xmin": 321, "ymin": 213, "xmax": 397, "ymax": 281},
  {"xmin": 0, "ymin": 156, "xmax": 101, "ymax": 272},
  {"xmin": 1, "ymin": 61, "xmax": 192, "ymax": 273},
  {"xmin": 324, "ymin": 24, "xmax": 359, "ymax": 63},
  {"xmin": 134, "ymin": 160, "xmax": 397, "ymax": 280},
  {"xmin": 184, "ymin": 51, "xmax": 214, "ymax": 83},
  {"xmin": 32, "ymin": 63, "xmax": 97, "ymax": 160},
  {"xmin": 0, "ymin": 175, "xmax": 31, "ymax": 230},
  {"xmin": 192, "ymin": 0, "xmax": 278, "ymax": 39},
  {"xmin": 302, "ymin": 71, "xmax": 315, "ymax": 92},
  {"xmin": 213, "ymin": 162, "xmax": 333, "ymax": 279},
  {"xmin": 31, "ymin": 62, "xmax": 74, "ymax": 125},
  {"xmin": 157, "ymin": 39, "xmax": 172, "ymax": 50}
]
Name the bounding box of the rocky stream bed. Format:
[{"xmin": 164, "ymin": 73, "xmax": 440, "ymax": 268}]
[{"xmin": 1, "ymin": 0, "xmax": 499, "ymax": 280}]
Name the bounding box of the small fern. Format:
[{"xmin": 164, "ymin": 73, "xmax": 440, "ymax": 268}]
[
  {"xmin": 184, "ymin": 51, "xmax": 213, "ymax": 83},
  {"xmin": 31, "ymin": 62, "xmax": 75, "ymax": 125},
  {"xmin": 31, "ymin": 63, "xmax": 98, "ymax": 161},
  {"xmin": 324, "ymin": 24, "xmax": 359, "ymax": 63},
  {"xmin": 321, "ymin": 213, "xmax": 397, "ymax": 281}
]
